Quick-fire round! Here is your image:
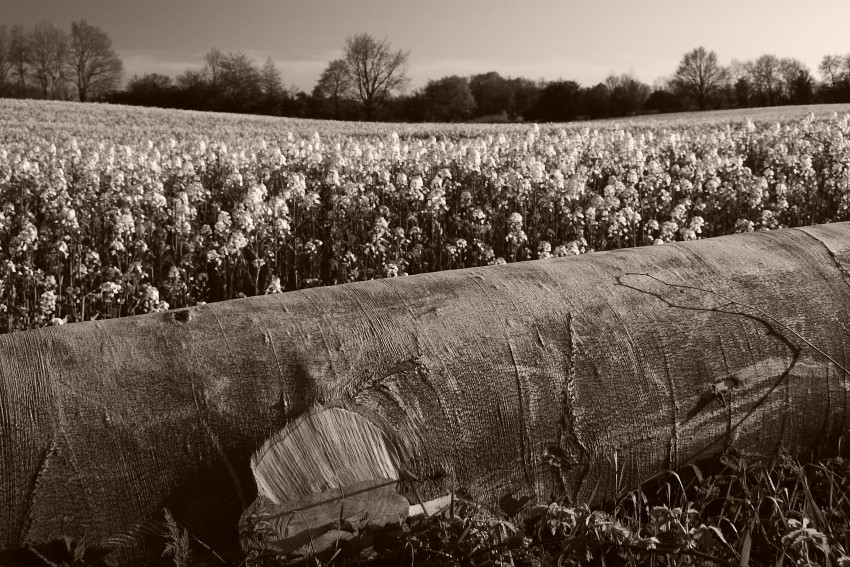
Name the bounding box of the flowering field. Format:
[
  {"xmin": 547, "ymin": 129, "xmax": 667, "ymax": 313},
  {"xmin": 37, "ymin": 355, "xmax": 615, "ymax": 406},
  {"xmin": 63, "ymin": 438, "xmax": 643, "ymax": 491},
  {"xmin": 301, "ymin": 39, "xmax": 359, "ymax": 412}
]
[{"xmin": 2, "ymin": 99, "xmax": 850, "ymax": 333}]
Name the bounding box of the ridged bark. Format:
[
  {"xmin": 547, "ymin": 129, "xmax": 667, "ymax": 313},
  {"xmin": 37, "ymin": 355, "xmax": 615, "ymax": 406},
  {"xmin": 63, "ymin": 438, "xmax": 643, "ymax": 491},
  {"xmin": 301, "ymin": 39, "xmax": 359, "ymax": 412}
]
[{"xmin": 1, "ymin": 223, "xmax": 849, "ymax": 565}]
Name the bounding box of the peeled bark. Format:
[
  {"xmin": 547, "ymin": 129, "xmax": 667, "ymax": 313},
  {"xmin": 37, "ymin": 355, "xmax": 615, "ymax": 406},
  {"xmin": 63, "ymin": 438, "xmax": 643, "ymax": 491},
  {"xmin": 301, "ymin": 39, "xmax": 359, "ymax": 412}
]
[{"xmin": 1, "ymin": 223, "xmax": 850, "ymax": 564}]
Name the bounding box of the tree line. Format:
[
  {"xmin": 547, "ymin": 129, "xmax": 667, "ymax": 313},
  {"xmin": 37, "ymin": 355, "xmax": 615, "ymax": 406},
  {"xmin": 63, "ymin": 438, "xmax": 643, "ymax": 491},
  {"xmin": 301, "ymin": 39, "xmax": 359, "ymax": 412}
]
[
  {"xmin": 3, "ymin": 22, "xmax": 850, "ymax": 122},
  {"xmin": 0, "ymin": 21, "xmax": 123, "ymax": 101}
]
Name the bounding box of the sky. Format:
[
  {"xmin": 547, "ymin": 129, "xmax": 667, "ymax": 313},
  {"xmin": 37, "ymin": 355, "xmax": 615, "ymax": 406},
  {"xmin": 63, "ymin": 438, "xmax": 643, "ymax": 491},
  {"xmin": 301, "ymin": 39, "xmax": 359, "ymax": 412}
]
[{"xmin": 2, "ymin": 0, "xmax": 849, "ymax": 92}]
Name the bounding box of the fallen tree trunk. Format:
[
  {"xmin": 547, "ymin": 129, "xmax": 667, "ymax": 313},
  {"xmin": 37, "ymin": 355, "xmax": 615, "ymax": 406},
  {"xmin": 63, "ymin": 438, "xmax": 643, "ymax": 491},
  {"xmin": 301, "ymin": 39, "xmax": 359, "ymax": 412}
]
[{"xmin": 1, "ymin": 223, "xmax": 849, "ymax": 564}]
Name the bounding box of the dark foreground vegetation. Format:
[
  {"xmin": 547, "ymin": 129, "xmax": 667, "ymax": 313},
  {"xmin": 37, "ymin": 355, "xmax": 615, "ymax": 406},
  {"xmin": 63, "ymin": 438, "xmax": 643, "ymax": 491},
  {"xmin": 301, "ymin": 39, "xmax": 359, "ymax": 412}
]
[
  {"xmin": 326, "ymin": 451, "xmax": 850, "ymax": 567},
  {"xmin": 9, "ymin": 449, "xmax": 850, "ymax": 566}
]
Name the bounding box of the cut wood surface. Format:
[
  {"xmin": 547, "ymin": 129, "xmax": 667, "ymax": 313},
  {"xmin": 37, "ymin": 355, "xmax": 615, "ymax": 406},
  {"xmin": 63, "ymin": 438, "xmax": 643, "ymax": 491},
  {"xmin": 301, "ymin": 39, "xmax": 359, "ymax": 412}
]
[
  {"xmin": 1, "ymin": 222, "xmax": 849, "ymax": 565},
  {"xmin": 240, "ymin": 406, "xmax": 408, "ymax": 559}
]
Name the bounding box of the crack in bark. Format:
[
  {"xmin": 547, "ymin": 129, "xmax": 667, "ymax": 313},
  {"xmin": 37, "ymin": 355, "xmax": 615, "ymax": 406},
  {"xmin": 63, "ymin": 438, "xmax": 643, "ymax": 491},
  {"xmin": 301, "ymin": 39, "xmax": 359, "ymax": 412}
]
[
  {"xmin": 556, "ymin": 312, "xmax": 591, "ymax": 502},
  {"xmin": 654, "ymin": 327, "xmax": 679, "ymax": 470},
  {"xmin": 17, "ymin": 440, "xmax": 58, "ymax": 547},
  {"xmin": 615, "ymin": 273, "xmax": 805, "ymax": 463},
  {"xmin": 255, "ymin": 318, "xmax": 289, "ymax": 417},
  {"xmin": 617, "ymin": 273, "xmax": 848, "ymax": 378},
  {"xmin": 504, "ymin": 335, "xmax": 534, "ymax": 493},
  {"xmin": 798, "ymin": 227, "xmax": 850, "ymax": 291}
]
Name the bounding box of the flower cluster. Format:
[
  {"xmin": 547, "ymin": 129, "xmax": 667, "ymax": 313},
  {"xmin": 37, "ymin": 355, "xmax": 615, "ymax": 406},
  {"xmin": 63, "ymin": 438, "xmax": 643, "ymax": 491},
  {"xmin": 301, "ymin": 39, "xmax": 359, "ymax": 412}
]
[{"xmin": 2, "ymin": 99, "xmax": 849, "ymax": 332}]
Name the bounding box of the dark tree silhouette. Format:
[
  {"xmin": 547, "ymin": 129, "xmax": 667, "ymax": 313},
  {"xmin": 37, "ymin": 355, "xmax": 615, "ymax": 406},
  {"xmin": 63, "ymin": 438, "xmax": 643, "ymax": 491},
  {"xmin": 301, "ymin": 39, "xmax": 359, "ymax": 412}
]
[
  {"xmin": 778, "ymin": 58, "xmax": 814, "ymax": 105},
  {"xmin": 313, "ymin": 59, "xmax": 353, "ymax": 118},
  {"xmin": 260, "ymin": 57, "xmax": 284, "ymax": 113},
  {"xmin": 69, "ymin": 20, "xmax": 123, "ymax": 101},
  {"xmin": 29, "ymin": 21, "xmax": 70, "ymax": 99},
  {"xmin": 204, "ymin": 47, "xmax": 224, "ymax": 90},
  {"xmin": 508, "ymin": 77, "xmax": 540, "ymax": 119},
  {"xmin": 605, "ymin": 73, "xmax": 651, "ymax": 116},
  {"xmin": 342, "ymin": 34, "xmax": 409, "ymax": 120},
  {"xmin": 421, "ymin": 75, "xmax": 475, "ymax": 121},
  {"xmin": 218, "ymin": 51, "xmax": 262, "ymax": 112},
  {"xmin": 528, "ymin": 80, "xmax": 581, "ymax": 122},
  {"xmin": 745, "ymin": 54, "xmax": 783, "ymax": 106},
  {"xmin": 644, "ymin": 88, "xmax": 683, "ymax": 114},
  {"xmin": 0, "ymin": 25, "xmax": 10, "ymax": 87},
  {"xmin": 582, "ymin": 83, "xmax": 611, "ymax": 119},
  {"xmin": 818, "ymin": 54, "xmax": 850, "ymax": 103},
  {"xmin": 8, "ymin": 25, "xmax": 30, "ymax": 90},
  {"xmin": 819, "ymin": 55, "xmax": 844, "ymax": 90},
  {"xmin": 469, "ymin": 72, "xmax": 513, "ymax": 118},
  {"xmin": 169, "ymin": 69, "xmax": 211, "ymax": 109},
  {"xmin": 122, "ymin": 73, "xmax": 174, "ymax": 107},
  {"xmin": 672, "ymin": 47, "xmax": 727, "ymax": 110}
]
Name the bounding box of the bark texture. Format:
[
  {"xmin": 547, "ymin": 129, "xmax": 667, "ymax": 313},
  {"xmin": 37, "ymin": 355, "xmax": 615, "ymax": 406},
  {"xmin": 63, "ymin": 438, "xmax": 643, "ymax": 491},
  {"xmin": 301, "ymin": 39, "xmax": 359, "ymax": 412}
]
[{"xmin": 1, "ymin": 223, "xmax": 849, "ymax": 564}]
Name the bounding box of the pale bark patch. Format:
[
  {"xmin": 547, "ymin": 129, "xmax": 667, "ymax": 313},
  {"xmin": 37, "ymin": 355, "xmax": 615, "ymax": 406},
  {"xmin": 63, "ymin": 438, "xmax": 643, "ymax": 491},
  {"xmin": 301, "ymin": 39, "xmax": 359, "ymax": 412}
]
[{"xmin": 240, "ymin": 406, "xmax": 408, "ymax": 558}]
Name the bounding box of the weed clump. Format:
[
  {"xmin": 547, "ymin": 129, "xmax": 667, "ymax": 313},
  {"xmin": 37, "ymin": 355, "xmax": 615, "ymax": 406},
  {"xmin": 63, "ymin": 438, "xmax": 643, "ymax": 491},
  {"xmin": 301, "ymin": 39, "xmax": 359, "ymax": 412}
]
[{"xmin": 241, "ymin": 450, "xmax": 850, "ymax": 567}]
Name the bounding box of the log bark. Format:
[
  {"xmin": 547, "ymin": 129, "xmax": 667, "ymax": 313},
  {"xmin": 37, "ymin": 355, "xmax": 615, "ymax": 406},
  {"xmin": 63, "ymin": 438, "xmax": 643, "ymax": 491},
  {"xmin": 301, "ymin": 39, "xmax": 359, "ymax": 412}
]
[{"xmin": 1, "ymin": 222, "xmax": 849, "ymax": 565}]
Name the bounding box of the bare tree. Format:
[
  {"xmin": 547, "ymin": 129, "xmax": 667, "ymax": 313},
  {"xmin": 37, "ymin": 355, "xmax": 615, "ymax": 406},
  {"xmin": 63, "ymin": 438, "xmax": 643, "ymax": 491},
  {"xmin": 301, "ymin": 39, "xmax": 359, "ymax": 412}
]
[
  {"xmin": 313, "ymin": 59, "xmax": 352, "ymax": 118},
  {"xmin": 745, "ymin": 54, "xmax": 783, "ymax": 106},
  {"xmin": 671, "ymin": 47, "xmax": 727, "ymax": 110},
  {"xmin": 727, "ymin": 59, "xmax": 749, "ymax": 83},
  {"xmin": 176, "ymin": 68, "xmax": 206, "ymax": 90},
  {"xmin": 0, "ymin": 25, "xmax": 10, "ymax": 87},
  {"xmin": 342, "ymin": 34, "xmax": 409, "ymax": 120},
  {"xmin": 777, "ymin": 58, "xmax": 813, "ymax": 104},
  {"xmin": 29, "ymin": 21, "xmax": 70, "ymax": 99},
  {"xmin": 203, "ymin": 47, "xmax": 224, "ymax": 89},
  {"xmin": 173, "ymin": 68, "xmax": 211, "ymax": 109},
  {"xmin": 778, "ymin": 58, "xmax": 808, "ymax": 85},
  {"xmin": 819, "ymin": 54, "xmax": 844, "ymax": 89},
  {"xmin": 218, "ymin": 51, "xmax": 262, "ymax": 111},
  {"xmin": 8, "ymin": 24, "xmax": 30, "ymax": 89},
  {"xmin": 69, "ymin": 20, "xmax": 123, "ymax": 101},
  {"xmin": 604, "ymin": 73, "xmax": 651, "ymax": 116},
  {"xmin": 260, "ymin": 57, "xmax": 284, "ymax": 102},
  {"xmin": 723, "ymin": 58, "xmax": 751, "ymax": 107}
]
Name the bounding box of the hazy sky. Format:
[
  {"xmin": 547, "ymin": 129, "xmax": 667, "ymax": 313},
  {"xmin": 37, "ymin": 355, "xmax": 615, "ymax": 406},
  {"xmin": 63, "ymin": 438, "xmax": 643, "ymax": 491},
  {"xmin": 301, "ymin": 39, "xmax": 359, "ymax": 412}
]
[{"xmin": 2, "ymin": 0, "xmax": 848, "ymax": 92}]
